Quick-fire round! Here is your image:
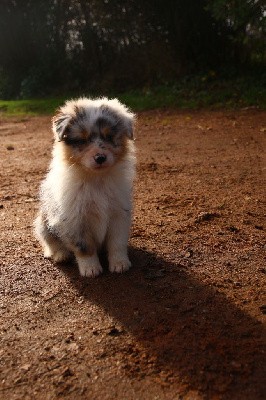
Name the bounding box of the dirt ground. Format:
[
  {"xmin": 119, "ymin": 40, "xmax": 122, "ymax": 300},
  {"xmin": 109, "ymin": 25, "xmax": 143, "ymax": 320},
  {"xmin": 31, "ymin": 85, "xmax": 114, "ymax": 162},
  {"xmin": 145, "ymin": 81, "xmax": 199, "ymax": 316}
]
[{"xmin": 0, "ymin": 109, "xmax": 265, "ymax": 400}]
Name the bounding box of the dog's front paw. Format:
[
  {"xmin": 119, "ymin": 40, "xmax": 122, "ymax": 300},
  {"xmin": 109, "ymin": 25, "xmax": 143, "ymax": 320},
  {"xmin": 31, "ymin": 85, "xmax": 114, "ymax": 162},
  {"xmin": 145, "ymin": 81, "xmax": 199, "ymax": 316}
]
[
  {"xmin": 79, "ymin": 263, "xmax": 103, "ymax": 278},
  {"xmin": 109, "ymin": 257, "xmax": 131, "ymax": 274},
  {"xmin": 43, "ymin": 246, "xmax": 53, "ymax": 259},
  {"xmin": 77, "ymin": 256, "xmax": 103, "ymax": 278},
  {"xmin": 44, "ymin": 246, "xmax": 71, "ymax": 263},
  {"xmin": 53, "ymin": 249, "xmax": 72, "ymax": 263}
]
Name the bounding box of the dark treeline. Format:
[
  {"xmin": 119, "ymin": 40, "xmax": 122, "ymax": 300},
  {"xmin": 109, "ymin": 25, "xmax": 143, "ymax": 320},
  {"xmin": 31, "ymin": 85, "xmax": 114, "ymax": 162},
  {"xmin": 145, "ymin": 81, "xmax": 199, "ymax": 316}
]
[{"xmin": 0, "ymin": 0, "xmax": 265, "ymax": 99}]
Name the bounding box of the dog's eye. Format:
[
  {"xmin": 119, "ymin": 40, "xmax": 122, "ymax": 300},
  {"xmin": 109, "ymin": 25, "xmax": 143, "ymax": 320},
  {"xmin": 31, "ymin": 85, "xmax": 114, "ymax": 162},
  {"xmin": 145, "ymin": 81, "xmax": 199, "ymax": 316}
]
[
  {"xmin": 64, "ymin": 137, "xmax": 90, "ymax": 146},
  {"xmin": 102, "ymin": 131, "xmax": 116, "ymax": 143},
  {"xmin": 105, "ymin": 133, "xmax": 113, "ymax": 142}
]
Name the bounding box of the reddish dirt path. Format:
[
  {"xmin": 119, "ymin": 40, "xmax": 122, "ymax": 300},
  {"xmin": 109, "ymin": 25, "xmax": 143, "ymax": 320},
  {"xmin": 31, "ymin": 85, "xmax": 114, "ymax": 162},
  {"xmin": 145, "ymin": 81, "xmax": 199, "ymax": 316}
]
[{"xmin": 0, "ymin": 110, "xmax": 265, "ymax": 400}]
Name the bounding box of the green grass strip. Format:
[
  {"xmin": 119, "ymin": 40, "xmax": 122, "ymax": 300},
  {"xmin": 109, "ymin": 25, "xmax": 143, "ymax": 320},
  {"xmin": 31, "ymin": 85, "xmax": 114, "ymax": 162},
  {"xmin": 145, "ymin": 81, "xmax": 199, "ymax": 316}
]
[{"xmin": 0, "ymin": 77, "xmax": 265, "ymax": 116}]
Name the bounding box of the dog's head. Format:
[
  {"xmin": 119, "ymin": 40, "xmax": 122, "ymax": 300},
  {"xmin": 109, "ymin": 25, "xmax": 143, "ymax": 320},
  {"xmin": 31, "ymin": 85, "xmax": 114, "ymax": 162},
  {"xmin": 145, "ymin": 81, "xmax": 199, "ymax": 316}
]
[{"xmin": 52, "ymin": 97, "xmax": 135, "ymax": 172}]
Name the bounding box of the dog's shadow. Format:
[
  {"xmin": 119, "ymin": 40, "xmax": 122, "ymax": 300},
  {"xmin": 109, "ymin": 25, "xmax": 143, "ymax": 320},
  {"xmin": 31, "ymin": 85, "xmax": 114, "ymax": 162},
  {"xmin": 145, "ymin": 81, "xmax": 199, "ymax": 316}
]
[{"xmin": 60, "ymin": 247, "xmax": 265, "ymax": 398}]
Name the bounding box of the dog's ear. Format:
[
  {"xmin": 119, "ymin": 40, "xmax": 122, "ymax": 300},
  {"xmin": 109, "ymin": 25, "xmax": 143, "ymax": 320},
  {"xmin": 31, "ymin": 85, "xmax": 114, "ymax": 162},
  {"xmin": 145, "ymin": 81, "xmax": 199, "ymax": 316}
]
[
  {"xmin": 52, "ymin": 112, "xmax": 73, "ymax": 141},
  {"xmin": 123, "ymin": 115, "xmax": 135, "ymax": 140},
  {"xmin": 100, "ymin": 100, "xmax": 135, "ymax": 140}
]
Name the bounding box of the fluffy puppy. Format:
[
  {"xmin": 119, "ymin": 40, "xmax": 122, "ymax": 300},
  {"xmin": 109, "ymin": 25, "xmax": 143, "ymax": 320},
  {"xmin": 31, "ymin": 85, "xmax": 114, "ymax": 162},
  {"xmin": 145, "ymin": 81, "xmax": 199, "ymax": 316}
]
[{"xmin": 34, "ymin": 97, "xmax": 136, "ymax": 277}]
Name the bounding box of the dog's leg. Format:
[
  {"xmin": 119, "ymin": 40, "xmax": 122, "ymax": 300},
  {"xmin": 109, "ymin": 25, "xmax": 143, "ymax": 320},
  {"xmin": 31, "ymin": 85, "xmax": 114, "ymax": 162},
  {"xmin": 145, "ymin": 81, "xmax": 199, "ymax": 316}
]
[
  {"xmin": 76, "ymin": 254, "xmax": 103, "ymax": 278},
  {"xmin": 70, "ymin": 236, "xmax": 103, "ymax": 278},
  {"xmin": 107, "ymin": 210, "xmax": 132, "ymax": 273},
  {"xmin": 34, "ymin": 214, "xmax": 71, "ymax": 262}
]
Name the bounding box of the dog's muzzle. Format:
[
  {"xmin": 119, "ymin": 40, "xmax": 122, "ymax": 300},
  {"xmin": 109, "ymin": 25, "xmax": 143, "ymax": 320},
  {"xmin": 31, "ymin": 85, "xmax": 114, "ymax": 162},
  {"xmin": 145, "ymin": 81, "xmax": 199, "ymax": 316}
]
[{"xmin": 94, "ymin": 153, "xmax": 107, "ymax": 165}]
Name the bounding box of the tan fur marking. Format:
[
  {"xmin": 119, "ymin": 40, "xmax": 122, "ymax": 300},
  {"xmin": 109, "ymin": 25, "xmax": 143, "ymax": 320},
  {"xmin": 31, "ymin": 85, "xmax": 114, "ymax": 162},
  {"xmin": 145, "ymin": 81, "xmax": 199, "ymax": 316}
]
[
  {"xmin": 101, "ymin": 125, "xmax": 111, "ymax": 137},
  {"xmin": 81, "ymin": 130, "xmax": 89, "ymax": 139}
]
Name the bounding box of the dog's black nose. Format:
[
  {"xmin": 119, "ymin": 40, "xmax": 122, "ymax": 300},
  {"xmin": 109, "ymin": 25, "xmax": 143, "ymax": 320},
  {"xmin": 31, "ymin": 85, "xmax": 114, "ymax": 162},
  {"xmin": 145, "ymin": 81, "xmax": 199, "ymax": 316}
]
[{"xmin": 94, "ymin": 154, "xmax": 107, "ymax": 165}]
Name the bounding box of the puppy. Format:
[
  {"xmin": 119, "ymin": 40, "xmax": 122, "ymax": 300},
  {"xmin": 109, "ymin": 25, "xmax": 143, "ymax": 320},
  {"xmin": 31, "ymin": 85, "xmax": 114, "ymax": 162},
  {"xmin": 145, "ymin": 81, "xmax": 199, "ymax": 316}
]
[{"xmin": 34, "ymin": 97, "xmax": 136, "ymax": 277}]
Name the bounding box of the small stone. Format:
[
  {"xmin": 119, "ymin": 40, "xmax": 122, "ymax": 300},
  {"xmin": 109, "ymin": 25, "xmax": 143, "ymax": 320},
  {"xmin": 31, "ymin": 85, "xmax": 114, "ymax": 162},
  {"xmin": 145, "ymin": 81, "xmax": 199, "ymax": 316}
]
[
  {"xmin": 108, "ymin": 328, "xmax": 122, "ymax": 336},
  {"xmin": 184, "ymin": 250, "xmax": 193, "ymax": 258},
  {"xmin": 62, "ymin": 367, "xmax": 74, "ymax": 377},
  {"xmin": 68, "ymin": 343, "xmax": 79, "ymax": 352},
  {"xmin": 195, "ymin": 212, "xmax": 219, "ymax": 223},
  {"xmin": 227, "ymin": 226, "xmax": 239, "ymax": 233},
  {"xmin": 259, "ymin": 305, "xmax": 266, "ymax": 314},
  {"xmin": 21, "ymin": 363, "xmax": 31, "ymax": 371},
  {"xmin": 65, "ymin": 333, "xmax": 74, "ymax": 343}
]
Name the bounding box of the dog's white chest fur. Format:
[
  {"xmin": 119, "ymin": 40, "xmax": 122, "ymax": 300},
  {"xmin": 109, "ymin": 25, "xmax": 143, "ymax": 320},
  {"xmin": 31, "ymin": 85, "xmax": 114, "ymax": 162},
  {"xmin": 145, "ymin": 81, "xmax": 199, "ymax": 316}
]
[{"xmin": 42, "ymin": 158, "xmax": 133, "ymax": 248}]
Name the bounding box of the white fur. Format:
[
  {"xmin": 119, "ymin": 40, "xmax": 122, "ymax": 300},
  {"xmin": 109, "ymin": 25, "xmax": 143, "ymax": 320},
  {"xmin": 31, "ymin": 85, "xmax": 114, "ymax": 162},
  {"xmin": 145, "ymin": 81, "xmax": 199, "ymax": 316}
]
[{"xmin": 34, "ymin": 97, "xmax": 136, "ymax": 277}]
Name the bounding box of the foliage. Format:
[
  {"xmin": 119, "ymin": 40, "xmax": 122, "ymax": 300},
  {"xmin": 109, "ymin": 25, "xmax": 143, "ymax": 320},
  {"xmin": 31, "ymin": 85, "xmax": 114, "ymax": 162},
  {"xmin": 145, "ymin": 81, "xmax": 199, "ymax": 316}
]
[
  {"xmin": 206, "ymin": 0, "xmax": 266, "ymax": 64},
  {"xmin": 0, "ymin": 0, "xmax": 265, "ymax": 100},
  {"xmin": 0, "ymin": 73, "xmax": 265, "ymax": 116}
]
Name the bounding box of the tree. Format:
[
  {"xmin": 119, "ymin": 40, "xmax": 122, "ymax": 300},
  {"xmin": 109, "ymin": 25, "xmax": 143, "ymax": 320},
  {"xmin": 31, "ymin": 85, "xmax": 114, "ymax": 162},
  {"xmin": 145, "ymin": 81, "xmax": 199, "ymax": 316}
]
[{"xmin": 0, "ymin": 0, "xmax": 265, "ymax": 98}]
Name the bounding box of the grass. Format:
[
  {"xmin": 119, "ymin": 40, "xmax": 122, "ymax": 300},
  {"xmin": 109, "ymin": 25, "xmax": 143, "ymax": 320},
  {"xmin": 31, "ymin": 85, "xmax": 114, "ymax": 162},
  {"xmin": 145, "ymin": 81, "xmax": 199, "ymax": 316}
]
[
  {"xmin": 0, "ymin": 75, "xmax": 265, "ymax": 116},
  {"xmin": 0, "ymin": 98, "xmax": 65, "ymax": 116}
]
